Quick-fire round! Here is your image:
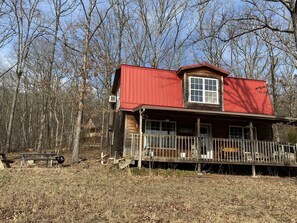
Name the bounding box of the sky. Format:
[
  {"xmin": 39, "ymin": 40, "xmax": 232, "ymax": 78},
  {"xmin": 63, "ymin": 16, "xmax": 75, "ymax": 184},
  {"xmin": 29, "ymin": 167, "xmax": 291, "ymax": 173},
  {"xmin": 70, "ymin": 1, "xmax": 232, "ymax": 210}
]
[{"xmin": 0, "ymin": 0, "xmax": 80, "ymax": 72}]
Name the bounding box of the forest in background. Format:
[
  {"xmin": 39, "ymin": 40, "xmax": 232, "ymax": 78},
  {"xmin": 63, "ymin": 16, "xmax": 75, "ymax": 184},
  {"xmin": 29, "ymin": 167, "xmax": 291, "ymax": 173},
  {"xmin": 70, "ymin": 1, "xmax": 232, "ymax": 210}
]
[{"xmin": 0, "ymin": 0, "xmax": 296, "ymax": 162}]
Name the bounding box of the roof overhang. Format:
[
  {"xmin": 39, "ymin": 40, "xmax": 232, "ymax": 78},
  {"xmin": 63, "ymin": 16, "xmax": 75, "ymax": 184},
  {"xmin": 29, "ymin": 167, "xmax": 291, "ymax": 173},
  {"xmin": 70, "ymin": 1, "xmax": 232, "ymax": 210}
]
[
  {"xmin": 176, "ymin": 62, "xmax": 230, "ymax": 77},
  {"xmin": 127, "ymin": 105, "xmax": 297, "ymax": 123}
]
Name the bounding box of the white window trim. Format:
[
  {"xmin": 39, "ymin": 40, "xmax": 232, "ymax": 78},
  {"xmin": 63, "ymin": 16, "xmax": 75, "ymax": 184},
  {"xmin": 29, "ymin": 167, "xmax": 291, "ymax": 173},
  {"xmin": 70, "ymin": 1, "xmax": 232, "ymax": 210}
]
[
  {"xmin": 188, "ymin": 76, "xmax": 219, "ymax": 104},
  {"xmin": 229, "ymin": 125, "xmax": 257, "ymax": 140}
]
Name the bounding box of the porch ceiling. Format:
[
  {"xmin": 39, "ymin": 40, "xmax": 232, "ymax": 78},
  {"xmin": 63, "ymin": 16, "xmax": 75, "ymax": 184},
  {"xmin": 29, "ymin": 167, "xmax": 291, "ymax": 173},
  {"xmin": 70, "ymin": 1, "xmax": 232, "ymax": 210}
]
[{"xmin": 129, "ymin": 105, "xmax": 297, "ymax": 124}]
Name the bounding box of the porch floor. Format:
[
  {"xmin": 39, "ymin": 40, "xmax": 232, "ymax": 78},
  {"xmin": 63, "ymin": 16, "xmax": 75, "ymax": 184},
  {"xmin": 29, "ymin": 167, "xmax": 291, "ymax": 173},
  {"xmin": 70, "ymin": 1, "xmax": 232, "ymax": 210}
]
[{"xmin": 136, "ymin": 156, "xmax": 297, "ymax": 167}]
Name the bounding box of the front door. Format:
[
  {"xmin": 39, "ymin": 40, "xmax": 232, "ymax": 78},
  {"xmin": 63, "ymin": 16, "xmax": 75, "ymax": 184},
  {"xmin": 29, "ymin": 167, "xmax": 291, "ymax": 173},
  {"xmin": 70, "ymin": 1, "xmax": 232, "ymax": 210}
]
[{"xmin": 200, "ymin": 124, "xmax": 213, "ymax": 159}]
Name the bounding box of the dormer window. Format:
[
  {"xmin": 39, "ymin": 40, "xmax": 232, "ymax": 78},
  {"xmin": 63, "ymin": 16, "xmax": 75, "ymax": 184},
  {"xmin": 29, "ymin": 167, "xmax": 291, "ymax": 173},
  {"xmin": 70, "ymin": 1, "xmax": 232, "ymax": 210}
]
[{"xmin": 189, "ymin": 77, "xmax": 219, "ymax": 104}]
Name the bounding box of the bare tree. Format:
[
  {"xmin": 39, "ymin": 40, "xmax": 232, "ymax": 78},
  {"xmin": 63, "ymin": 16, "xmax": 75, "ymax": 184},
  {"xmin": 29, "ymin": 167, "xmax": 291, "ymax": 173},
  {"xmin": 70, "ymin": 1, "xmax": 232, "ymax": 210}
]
[
  {"xmin": 71, "ymin": 0, "xmax": 113, "ymax": 163},
  {"xmin": 126, "ymin": 0, "xmax": 193, "ymax": 69},
  {"xmin": 34, "ymin": 0, "xmax": 78, "ymax": 152},
  {"xmin": 191, "ymin": 1, "xmax": 230, "ymax": 66},
  {"xmin": 0, "ymin": 1, "xmax": 14, "ymax": 51},
  {"xmin": 225, "ymin": 33, "xmax": 271, "ymax": 79},
  {"xmin": 194, "ymin": 0, "xmax": 297, "ymax": 117},
  {"xmin": 4, "ymin": 0, "xmax": 43, "ymax": 153},
  {"xmin": 223, "ymin": 0, "xmax": 297, "ymax": 116},
  {"xmin": 218, "ymin": 0, "xmax": 297, "ymax": 59}
]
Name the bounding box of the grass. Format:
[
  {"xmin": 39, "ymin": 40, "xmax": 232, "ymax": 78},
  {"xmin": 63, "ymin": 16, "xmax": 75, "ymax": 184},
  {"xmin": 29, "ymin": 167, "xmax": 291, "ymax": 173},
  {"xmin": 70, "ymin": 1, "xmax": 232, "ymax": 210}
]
[{"xmin": 1, "ymin": 149, "xmax": 297, "ymax": 222}]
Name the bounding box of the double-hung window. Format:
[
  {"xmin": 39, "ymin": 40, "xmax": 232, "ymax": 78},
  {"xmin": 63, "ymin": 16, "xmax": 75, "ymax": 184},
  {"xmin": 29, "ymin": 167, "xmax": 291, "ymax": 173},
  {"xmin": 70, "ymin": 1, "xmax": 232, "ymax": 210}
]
[
  {"xmin": 189, "ymin": 77, "xmax": 218, "ymax": 104},
  {"xmin": 145, "ymin": 120, "xmax": 176, "ymax": 149},
  {"xmin": 229, "ymin": 126, "xmax": 257, "ymax": 140}
]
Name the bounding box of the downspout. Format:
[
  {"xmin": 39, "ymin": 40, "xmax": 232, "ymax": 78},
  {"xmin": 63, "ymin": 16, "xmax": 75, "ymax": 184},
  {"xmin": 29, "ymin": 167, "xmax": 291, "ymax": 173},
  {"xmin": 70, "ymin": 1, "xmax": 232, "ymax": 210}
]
[{"xmin": 138, "ymin": 108, "xmax": 145, "ymax": 169}]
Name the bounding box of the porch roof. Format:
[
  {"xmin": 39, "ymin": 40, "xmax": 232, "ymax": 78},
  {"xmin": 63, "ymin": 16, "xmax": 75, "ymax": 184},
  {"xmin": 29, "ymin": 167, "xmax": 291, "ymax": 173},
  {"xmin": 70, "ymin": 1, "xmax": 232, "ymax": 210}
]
[{"xmin": 129, "ymin": 105, "xmax": 297, "ymax": 123}]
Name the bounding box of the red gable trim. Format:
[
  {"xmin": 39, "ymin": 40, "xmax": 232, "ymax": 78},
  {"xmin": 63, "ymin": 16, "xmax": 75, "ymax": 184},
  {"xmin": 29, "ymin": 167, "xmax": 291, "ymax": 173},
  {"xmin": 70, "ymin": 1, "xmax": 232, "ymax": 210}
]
[{"xmin": 177, "ymin": 62, "xmax": 230, "ymax": 77}]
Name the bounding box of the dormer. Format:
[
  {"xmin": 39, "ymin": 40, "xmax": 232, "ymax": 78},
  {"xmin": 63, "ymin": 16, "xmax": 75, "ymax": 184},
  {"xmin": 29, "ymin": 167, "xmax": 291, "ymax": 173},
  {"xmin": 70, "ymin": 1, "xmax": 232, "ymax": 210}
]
[{"xmin": 177, "ymin": 62, "xmax": 230, "ymax": 111}]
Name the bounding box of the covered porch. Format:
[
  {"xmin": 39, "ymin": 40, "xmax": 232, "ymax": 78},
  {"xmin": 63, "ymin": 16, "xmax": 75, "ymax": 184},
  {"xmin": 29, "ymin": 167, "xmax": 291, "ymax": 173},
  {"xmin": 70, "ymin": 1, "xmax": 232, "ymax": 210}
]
[
  {"xmin": 122, "ymin": 106, "xmax": 297, "ymax": 171},
  {"xmin": 125, "ymin": 133, "xmax": 297, "ymax": 167}
]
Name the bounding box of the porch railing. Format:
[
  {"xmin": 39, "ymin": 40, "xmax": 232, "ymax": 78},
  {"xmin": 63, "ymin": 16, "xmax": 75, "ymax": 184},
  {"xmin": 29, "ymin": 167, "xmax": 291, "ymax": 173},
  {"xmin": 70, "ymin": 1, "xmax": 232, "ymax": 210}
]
[{"xmin": 124, "ymin": 133, "xmax": 297, "ymax": 166}]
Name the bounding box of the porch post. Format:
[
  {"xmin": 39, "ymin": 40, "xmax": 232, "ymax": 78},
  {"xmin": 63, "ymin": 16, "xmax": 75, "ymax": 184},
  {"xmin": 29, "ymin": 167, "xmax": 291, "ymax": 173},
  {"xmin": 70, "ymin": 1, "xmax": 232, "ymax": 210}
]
[
  {"xmin": 249, "ymin": 122, "xmax": 254, "ymax": 140},
  {"xmin": 197, "ymin": 118, "xmax": 201, "ymax": 137},
  {"xmin": 196, "ymin": 118, "xmax": 201, "ymax": 174},
  {"xmin": 274, "ymin": 124, "xmax": 280, "ymax": 142},
  {"xmin": 249, "ymin": 122, "xmax": 255, "ymax": 167},
  {"xmin": 249, "ymin": 123, "xmax": 257, "ymax": 177},
  {"xmin": 252, "ymin": 165, "xmax": 256, "ymax": 177},
  {"xmin": 138, "ymin": 109, "xmax": 144, "ymax": 169}
]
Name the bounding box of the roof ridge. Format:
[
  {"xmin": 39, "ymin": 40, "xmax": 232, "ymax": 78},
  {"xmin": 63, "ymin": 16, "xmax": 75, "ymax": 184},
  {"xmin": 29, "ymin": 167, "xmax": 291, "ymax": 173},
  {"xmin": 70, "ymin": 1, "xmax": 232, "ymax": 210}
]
[
  {"xmin": 121, "ymin": 64, "xmax": 175, "ymax": 72},
  {"xmin": 177, "ymin": 62, "xmax": 230, "ymax": 76}
]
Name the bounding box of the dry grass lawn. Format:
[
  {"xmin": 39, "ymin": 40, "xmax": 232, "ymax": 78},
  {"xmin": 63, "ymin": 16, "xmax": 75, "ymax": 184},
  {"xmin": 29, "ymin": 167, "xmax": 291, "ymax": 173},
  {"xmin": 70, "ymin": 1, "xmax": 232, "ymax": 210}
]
[{"xmin": 1, "ymin": 148, "xmax": 297, "ymax": 223}]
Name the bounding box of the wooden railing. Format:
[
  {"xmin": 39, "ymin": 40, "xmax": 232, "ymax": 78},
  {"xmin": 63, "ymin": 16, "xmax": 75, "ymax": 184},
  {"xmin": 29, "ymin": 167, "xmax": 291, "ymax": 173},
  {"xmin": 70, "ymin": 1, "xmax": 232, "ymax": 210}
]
[{"xmin": 124, "ymin": 133, "xmax": 297, "ymax": 166}]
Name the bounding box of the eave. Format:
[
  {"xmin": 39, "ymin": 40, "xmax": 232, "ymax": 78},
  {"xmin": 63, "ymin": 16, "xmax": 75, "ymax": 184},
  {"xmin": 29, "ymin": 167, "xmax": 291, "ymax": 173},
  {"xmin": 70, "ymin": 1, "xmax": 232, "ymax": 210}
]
[
  {"xmin": 127, "ymin": 105, "xmax": 297, "ymax": 123},
  {"xmin": 176, "ymin": 62, "xmax": 230, "ymax": 77}
]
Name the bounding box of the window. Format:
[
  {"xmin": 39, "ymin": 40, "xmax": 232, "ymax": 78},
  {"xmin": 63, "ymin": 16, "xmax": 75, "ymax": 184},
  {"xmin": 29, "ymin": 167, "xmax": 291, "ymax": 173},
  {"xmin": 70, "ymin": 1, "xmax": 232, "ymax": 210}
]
[
  {"xmin": 229, "ymin": 126, "xmax": 257, "ymax": 140},
  {"xmin": 189, "ymin": 77, "xmax": 218, "ymax": 104},
  {"xmin": 146, "ymin": 120, "xmax": 176, "ymax": 134},
  {"xmin": 145, "ymin": 120, "xmax": 176, "ymax": 149}
]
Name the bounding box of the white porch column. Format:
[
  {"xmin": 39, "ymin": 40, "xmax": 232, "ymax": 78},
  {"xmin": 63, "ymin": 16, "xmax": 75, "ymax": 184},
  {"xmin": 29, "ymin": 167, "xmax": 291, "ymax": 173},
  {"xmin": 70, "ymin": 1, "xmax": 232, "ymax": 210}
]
[
  {"xmin": 138, "ymin": 109, "xmax": 144, "ymax": 169},
  {"xmin": 197, "ymin": 118, "xmax": 201, "ymax": 137},
  {"xmin": 196, "ymin": 118, "xmax": 201, "ymax": 174},
  {"xmin": 249, "ymin": 122, "xmax": 254, "ymax": 140},
  {"xmin": 249, "ymin": 122, "xmax": 257, "ymax": 177},
  {"xmin": 274, "ymin": 124, "xmax": 280, "ymax": 142},
  {"xmin": 252, "ymin": 165, "xmax": 256, "ymax": 177}
]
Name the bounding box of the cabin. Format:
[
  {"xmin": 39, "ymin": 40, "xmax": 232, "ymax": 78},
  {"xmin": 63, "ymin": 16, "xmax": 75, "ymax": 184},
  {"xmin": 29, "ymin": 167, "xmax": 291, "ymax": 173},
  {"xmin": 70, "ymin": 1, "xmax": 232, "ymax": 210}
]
[
  {"xmin": 83, "ymin": 113, "xmax": 111, "ymax": 149},
  {"xmin": 110, "ymin": 62, "xmax": 297, "ymax": 174},
  {"xmin": 83, "ymin": 116, "xmax": 101, "ymax": 145}
]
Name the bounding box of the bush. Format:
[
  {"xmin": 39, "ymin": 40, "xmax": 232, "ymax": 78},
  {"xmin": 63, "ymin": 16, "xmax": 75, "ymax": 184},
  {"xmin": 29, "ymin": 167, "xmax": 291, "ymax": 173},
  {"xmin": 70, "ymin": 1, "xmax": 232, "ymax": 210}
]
[{"xmin": 286, "ymin": 129, "xmax": 297, "ymax": 144}]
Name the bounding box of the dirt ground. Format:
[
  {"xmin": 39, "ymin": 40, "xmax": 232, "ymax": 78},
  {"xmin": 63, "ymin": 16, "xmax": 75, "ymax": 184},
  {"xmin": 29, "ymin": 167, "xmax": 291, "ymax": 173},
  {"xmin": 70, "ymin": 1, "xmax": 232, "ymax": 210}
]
[{"xmin": 1, "ymin": 148, "xmax": 297, "ymax": 223}]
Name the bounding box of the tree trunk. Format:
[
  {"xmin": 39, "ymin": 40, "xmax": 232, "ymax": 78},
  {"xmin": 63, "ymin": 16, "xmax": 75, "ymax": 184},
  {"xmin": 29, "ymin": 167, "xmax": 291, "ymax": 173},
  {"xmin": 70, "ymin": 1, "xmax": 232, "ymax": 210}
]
[
  {"xmin": 54, "ymin": 104, "xmax": 60, "ymax": 149},
  {"xmin": 5, "ymin": 73, "xmax": 21, "ymax": 153},
  {"xmin": 72, "ymin": 77, "xmax": 86, "ymax": 163},
  {"xmin": 21, "ymin": 111, "xmax": 28, "ymax": 148},
  {"xmin": 71, "ymin": 0, "xmax": 93, "ymax": 163},
  {"xmin": 37, "ymin": 112, "xmax": 46, "ymax": 152},
  {"xmin": 67, "ymin": 106, "xmax": 74, "ymax": 151},
  {"xmin": 60, "ymin": 104, "xmax": 65, "ymax": 147}
]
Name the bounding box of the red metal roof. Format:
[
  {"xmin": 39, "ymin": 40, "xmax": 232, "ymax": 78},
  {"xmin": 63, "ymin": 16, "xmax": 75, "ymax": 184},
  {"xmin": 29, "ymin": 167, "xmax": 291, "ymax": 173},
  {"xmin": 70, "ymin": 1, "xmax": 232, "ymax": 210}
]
[
  {"xmin": 119, "ymin": 64, "xmax": 183, "ymax": 110},
  {"xmin": 116, "ymin": 64, "xmax": 275, "ymax": 116},
  {"xmin": 224, "ymin": 77, "xmax": 274, "ymax": 115}
]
